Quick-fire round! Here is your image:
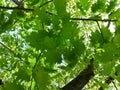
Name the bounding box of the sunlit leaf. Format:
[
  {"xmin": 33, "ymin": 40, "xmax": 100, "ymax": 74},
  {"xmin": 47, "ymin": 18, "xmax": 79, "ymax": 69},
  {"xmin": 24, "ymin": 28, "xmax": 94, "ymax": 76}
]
[{"xmin": 109, "ymin": 9, "xmax": 120, "ymax": 19}]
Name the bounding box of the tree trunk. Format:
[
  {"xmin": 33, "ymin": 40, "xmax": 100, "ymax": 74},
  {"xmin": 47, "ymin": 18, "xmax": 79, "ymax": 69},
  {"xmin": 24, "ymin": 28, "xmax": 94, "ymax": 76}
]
[{"xmin": 62, "ymin": 58, "xmax": 94, "ymax": 90}]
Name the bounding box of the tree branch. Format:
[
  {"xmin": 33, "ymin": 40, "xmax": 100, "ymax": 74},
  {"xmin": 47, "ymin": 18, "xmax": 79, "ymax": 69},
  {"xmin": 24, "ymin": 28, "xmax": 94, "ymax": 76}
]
[
  {"xmin": 0, "ymin": 41, "xmax": 15, "ymax": 54},
  {"xmin": 112, "ymin": 81, "xmax": 118, "ymax": 90},
  {"xmin": 12, "ymin": 0, "xmax": 24, "ymax": 8},
  {"xmin": 0, "ymin": 0, "xmax": 53, "ymax": 11},
  {"xmin": 96, "ymin": 21, "xmax": 105, "ymax": 43},
  {"xmin": 39, "ymin": 0, "xmax": 53, "ymax": 8},
  {"xmin": 0, "ymin": 6, "xmax": 119, "ymax": 22},
  {"xmin": 0, "ymin": 6, "xmax": 34, "ymax": 11},
  {"xmin": 71, "ymin": 18, "xmax": 118, "ymax": 22},
  {"xmin": 61, "ymin": 58, "xmax": 94, "ymax": 90},
  {"xmin": 0, "ymin": 41, "xmax": 23, "ymax": 60},
  {"xmin": 33, "ymin": 52, "xmax": 42, "ymax": 70}
]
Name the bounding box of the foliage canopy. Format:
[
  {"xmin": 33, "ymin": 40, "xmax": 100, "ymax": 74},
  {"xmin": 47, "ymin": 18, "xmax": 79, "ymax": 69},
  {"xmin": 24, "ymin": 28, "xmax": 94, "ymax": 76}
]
[{"xmin": 0, "ymin": 0, "xmax": 120, "ymax": 90}]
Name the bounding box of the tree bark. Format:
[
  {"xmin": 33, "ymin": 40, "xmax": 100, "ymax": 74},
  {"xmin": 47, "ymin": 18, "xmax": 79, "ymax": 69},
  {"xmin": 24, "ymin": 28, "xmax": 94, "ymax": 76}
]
[{"xmin": 62, "ymin": 58, "xmax": 94, "ymax": 90}]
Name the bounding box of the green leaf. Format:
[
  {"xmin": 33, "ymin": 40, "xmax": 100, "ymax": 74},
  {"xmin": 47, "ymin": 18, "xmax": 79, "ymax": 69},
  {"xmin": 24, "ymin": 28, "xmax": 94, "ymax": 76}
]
[
  {"xmin": 61, "ymin": 22, "xmax": 77, "ymax": 39},
  {"xmin": 106, "ymin": 0, "xmax": 117, "ymax": 13},
  {"xmin": 114, "ymin": 25, "xmax": 120, "ymax": 45},
  {"xmin": 12, "ymin": 10, "xmax": 25, "ymax": 18},
  {"xmin": 90, "ymin": 30, "xmax": 103, "ymax": 46},
  {"xmin": 54, "ymin": 0, "xmax": 66, "ymax": 15},
  {"xmin": 14, "ymin": 68, "xmax": 31, "ymax": 81},
  {"xmin": 3, "ymin": 81, "xmax": 25, "ymax": 90},
  {"xmin": 1, "ymin": 0, "xmax": 120, "ymax": 89},
  {"xmin": 52, "ymin": 15, "xmax": 60, "ymax": 29},
  {"xmin": 79, "ymin": 0, "xmax": 91, "ymax": 11},
  {"xmin": 101, "ymin": 62, "xmax": 115, "ymax": 75},
  {"xmin": 109, "ymin": 9, "xmax": 120, "ymax": 19},
  {"xmin": 91, "ymin": 0, "xmax": 106, "ymax": 13},
  {"xmin": 43, "ymin": 37, "xmax": 56, "ymax": 50},
  {"xmin": 72, "ymin": 38, "xmax": 85, "ymax": 55},
  {"xmin": 96, "ymin": 43, "xmax": 118, "ymax": 63},
  {"xmin": 44, "ymin": 49, "xmax": 62, "ymax": 64},
  {"xmin": 115, "ymin": 65, "xmax": 120, "ymax": 75},
  {"xmin": 64, "ymin": 49, "xmax": 78, "ymax": 67},
  {"xmin": 26, "ymin": 30, "xmax": 48, "ymax": 50},
  {"xmin": 102, "ymin": 26, "xmax": 112, "ymax": 43},
  {"xmin": 33, "ymin": 66, "xmax": 50, "ymax": 90}
]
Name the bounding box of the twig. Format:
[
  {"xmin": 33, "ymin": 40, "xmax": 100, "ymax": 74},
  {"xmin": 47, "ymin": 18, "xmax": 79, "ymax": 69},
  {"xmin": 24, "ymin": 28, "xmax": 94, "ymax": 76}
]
[
  {"xmin": 0, "ymin": 41, "xmax": 23, "ymax": 60},
  {"xmin": 71, "ymin": 18, "xmax": 118, "ymax": 22},
  {"xmin": 0, "ymin": 6, "xmax": 119, "ymax": 22},
  {"xmin": 12, "ymin": 0, "xmax": 24, "ymax": 8},
  {"xmin": 107, "ymin": 21, "xmax": 111, "ymax": 28},
  {"xmin": 46, "ymin": 11, "xmax": 57, "ymax": 16},
  {"xmin": 33, "ymin": 52, "xmax": 42, "ymax": 69},
  {"xmin": 96, "ymin": 21, "xmax": 104, "ymax": 42},
  {"xmin": 0, "ymin": 41, "xmax": 15, "ymax": 54},
  {"xmin": 39, "ymin": 0, "xmax": 53, "ymax": 8},
  {"xmin": 0, "ymin": 0, "xmax": 53, "ymax": 11},
  {"xmin": 112, "ymin": 81, "xmax": 118, "ymax": 90},
  {"xmin": 0, "ymin": 6, "xmax": 34, "ymax": 11}
]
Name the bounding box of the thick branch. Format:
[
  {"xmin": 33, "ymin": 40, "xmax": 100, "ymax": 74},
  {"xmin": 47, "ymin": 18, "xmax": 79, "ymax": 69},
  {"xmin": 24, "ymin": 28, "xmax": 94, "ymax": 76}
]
[{"xmin": 62, "ymin": 58, "xmax": 94, "ymax": 90}]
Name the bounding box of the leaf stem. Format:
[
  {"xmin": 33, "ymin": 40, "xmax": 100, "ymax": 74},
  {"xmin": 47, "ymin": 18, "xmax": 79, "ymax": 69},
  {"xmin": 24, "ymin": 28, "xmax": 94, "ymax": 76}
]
[{"xmin": 96, "ymin": 21, "xmax": 104, "ymax": 43}]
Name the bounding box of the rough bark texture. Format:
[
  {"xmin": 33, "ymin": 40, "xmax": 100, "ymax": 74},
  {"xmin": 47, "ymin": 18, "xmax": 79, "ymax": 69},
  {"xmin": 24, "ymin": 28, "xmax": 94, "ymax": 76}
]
[{"xmin": 62, "ymin": 58, "xmax": 94, "ymax": 90}]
